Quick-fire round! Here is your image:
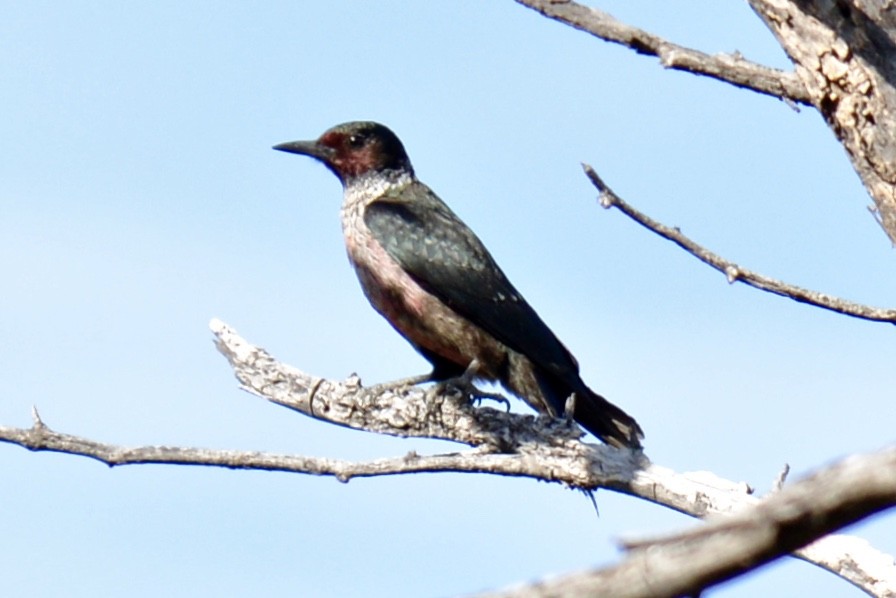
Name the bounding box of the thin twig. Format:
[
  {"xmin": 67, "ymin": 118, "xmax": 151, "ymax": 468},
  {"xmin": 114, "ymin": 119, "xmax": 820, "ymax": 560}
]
[
  {"xmin": 582, "ymin": 163, "xmax": 896, "ymax": 324},
  {"xmin": 514, "ymin": 0, "xmax": 810, "ymax": 104}
]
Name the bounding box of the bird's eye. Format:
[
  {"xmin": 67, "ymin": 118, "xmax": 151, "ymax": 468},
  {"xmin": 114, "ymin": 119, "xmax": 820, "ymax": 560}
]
[{"xmin": 347, "ymin": 134, "xmax": 365, "ymax": 148}]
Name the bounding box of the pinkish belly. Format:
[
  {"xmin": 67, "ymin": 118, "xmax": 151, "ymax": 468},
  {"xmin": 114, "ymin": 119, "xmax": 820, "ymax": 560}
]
[{"xmin": 348, "ymin": 238, "xmax": 505, "ymax": 373}]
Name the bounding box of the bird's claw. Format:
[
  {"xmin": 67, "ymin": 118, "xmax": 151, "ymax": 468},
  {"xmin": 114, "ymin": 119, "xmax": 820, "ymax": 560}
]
[
  {"xmin": 433, "ymin": 359, "xmax": 511, "ymax": 412},
  {"xmin": 471, "ymin": 392, "xmax": 511, "ymax": 412}
]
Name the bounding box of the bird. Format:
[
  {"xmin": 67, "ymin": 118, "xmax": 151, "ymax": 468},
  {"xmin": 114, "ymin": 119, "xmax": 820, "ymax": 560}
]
[{"xmin": 273, "ymin": 121, "xmax": 643, "ymax": 449}]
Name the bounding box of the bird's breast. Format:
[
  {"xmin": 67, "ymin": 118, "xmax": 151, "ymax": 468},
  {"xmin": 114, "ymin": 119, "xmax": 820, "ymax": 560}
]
[{"xmin": 340, "ymin": 199, "xmax": 506, "ymax": 375}]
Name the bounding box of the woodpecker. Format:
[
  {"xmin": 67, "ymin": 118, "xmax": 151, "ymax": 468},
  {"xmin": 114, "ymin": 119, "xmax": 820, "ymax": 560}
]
[{"xmin": 274, "ymin": 121, "xmax": 643, "ymax": 449}]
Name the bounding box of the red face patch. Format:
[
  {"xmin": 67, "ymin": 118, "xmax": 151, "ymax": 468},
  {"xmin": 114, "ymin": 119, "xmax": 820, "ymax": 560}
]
[{"xmin": 317, "ymin": 131, "xmax": 382, "ymax": 178}]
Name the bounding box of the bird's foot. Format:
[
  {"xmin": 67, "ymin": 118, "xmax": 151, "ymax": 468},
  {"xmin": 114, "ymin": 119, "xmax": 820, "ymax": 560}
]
[
  {"xmin": 470, "ymin": 391, "xmax": 511, "ymax": 412},
  {"xmin": 432, "ymin": 359, "xmax": 511, "ymax": 412}
]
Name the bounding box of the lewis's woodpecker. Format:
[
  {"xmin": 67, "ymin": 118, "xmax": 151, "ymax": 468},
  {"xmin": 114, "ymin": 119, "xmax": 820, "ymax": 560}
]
[{"xmin": 274, "ymin": 121, "xmax": 644, "ymax": 449}]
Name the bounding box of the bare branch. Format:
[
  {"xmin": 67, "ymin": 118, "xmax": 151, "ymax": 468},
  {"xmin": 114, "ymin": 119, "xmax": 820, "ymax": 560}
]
[
  {"xmin": 209, "ymin": 319, "xmax": 591, "ymax": 453},
  {"xmin": 478, "ymin": 448, "xmax": 896, "ymax": 598},
  {"xmin": 2, "ymin": 410, "xmax": 893, "ymax": 597},
  {"xmin": 212, "ymin": 318, "xmax": 896, "ymax": 597},
  {"xmin": 1, "ymin": 321, "xmax": 892, "ymax": 596},
  {"xmin": 583, "ymin": 163, "xmax": 896, "ymax": 324},
  {"xmin": 514, "ymin": 0, "xmax": 810, "ymax": 104},
  {"xmin": 0, "ymin": 418, "xmax": 599, "ymax": 482}
]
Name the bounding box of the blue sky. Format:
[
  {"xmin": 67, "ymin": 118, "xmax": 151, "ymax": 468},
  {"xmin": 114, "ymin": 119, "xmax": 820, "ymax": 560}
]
[{"xmin": 2, "ymin": 2, "xmax": 893, "ymax": 596}]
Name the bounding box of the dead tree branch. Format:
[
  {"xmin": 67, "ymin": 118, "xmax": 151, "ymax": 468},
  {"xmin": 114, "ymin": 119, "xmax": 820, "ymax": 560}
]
[
  {"xmin": 514, "ymin": 0, "xmax": 810, "ymax": 104},
  {"xmin": 517, "ymin": 0, "xmax": 896, "ymax": 244},
  {"xmin": 477, "ymin": 447, "xmax": 896, "ymax": 598},
  {"xmin": 583, "ymin": 163, "xmax": 896, "ymax": 324},
  {"xmin": 0, "ymin": 408, "xmax": 596, "ymax": 481},
  {"xmin": 1, "ymin": 320, "xmax": 893, "ymax": 595},
  {"xmin": 748, "ymin": 0, "xmax": 896, "ymax": 245}
]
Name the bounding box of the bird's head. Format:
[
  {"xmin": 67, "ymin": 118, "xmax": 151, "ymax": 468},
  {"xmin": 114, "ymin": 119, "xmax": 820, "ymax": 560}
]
[{"xmin": 274, "ymin": 121, "xmax": 414, "ymax": 185}]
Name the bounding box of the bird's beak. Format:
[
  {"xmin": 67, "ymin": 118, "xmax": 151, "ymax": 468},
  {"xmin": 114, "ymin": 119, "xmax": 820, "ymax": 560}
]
[{"xmin": 272, "ymin": 140, "xmax": 335, "ymax": 163}]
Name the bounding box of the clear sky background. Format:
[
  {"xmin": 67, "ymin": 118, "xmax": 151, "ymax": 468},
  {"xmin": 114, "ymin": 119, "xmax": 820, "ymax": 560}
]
[{"xmin": 2, "ymin": 2, "xmax": 894, "ymax": 596}]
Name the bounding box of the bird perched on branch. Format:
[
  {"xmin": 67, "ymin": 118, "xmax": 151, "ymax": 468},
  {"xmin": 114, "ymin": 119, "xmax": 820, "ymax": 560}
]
[{"xmin": 274, "ymin": 121, "xmax": 643, "ymax": 449}]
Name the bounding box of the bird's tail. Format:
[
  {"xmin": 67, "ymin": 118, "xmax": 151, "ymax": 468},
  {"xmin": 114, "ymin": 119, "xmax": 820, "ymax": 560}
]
[
  {"xmin": 572, "ymin": 387, "xmax": 644, "ymax": 450},
  {"xmin": 524, "ymin": 365, "xmax": 645, "ymax": 449}
]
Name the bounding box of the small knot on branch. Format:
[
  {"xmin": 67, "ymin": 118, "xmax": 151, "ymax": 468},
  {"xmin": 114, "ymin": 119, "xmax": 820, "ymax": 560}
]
[
  {"xmin": 772, "ymin": 463, "xmax": 791, "ymax": 492},
  {"xmin": 581, "ymin": 163, "xmax": 619, "ymax": 209},
  {"xmin": 725, "ymin": 265, "xmax": 741, "ymax": 283}
]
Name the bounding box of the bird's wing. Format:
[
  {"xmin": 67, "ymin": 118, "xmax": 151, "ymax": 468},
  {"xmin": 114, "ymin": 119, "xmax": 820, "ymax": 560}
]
[{"xmin": 364, "ymin": 186, "xmax": 579, "ymax": 379}]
